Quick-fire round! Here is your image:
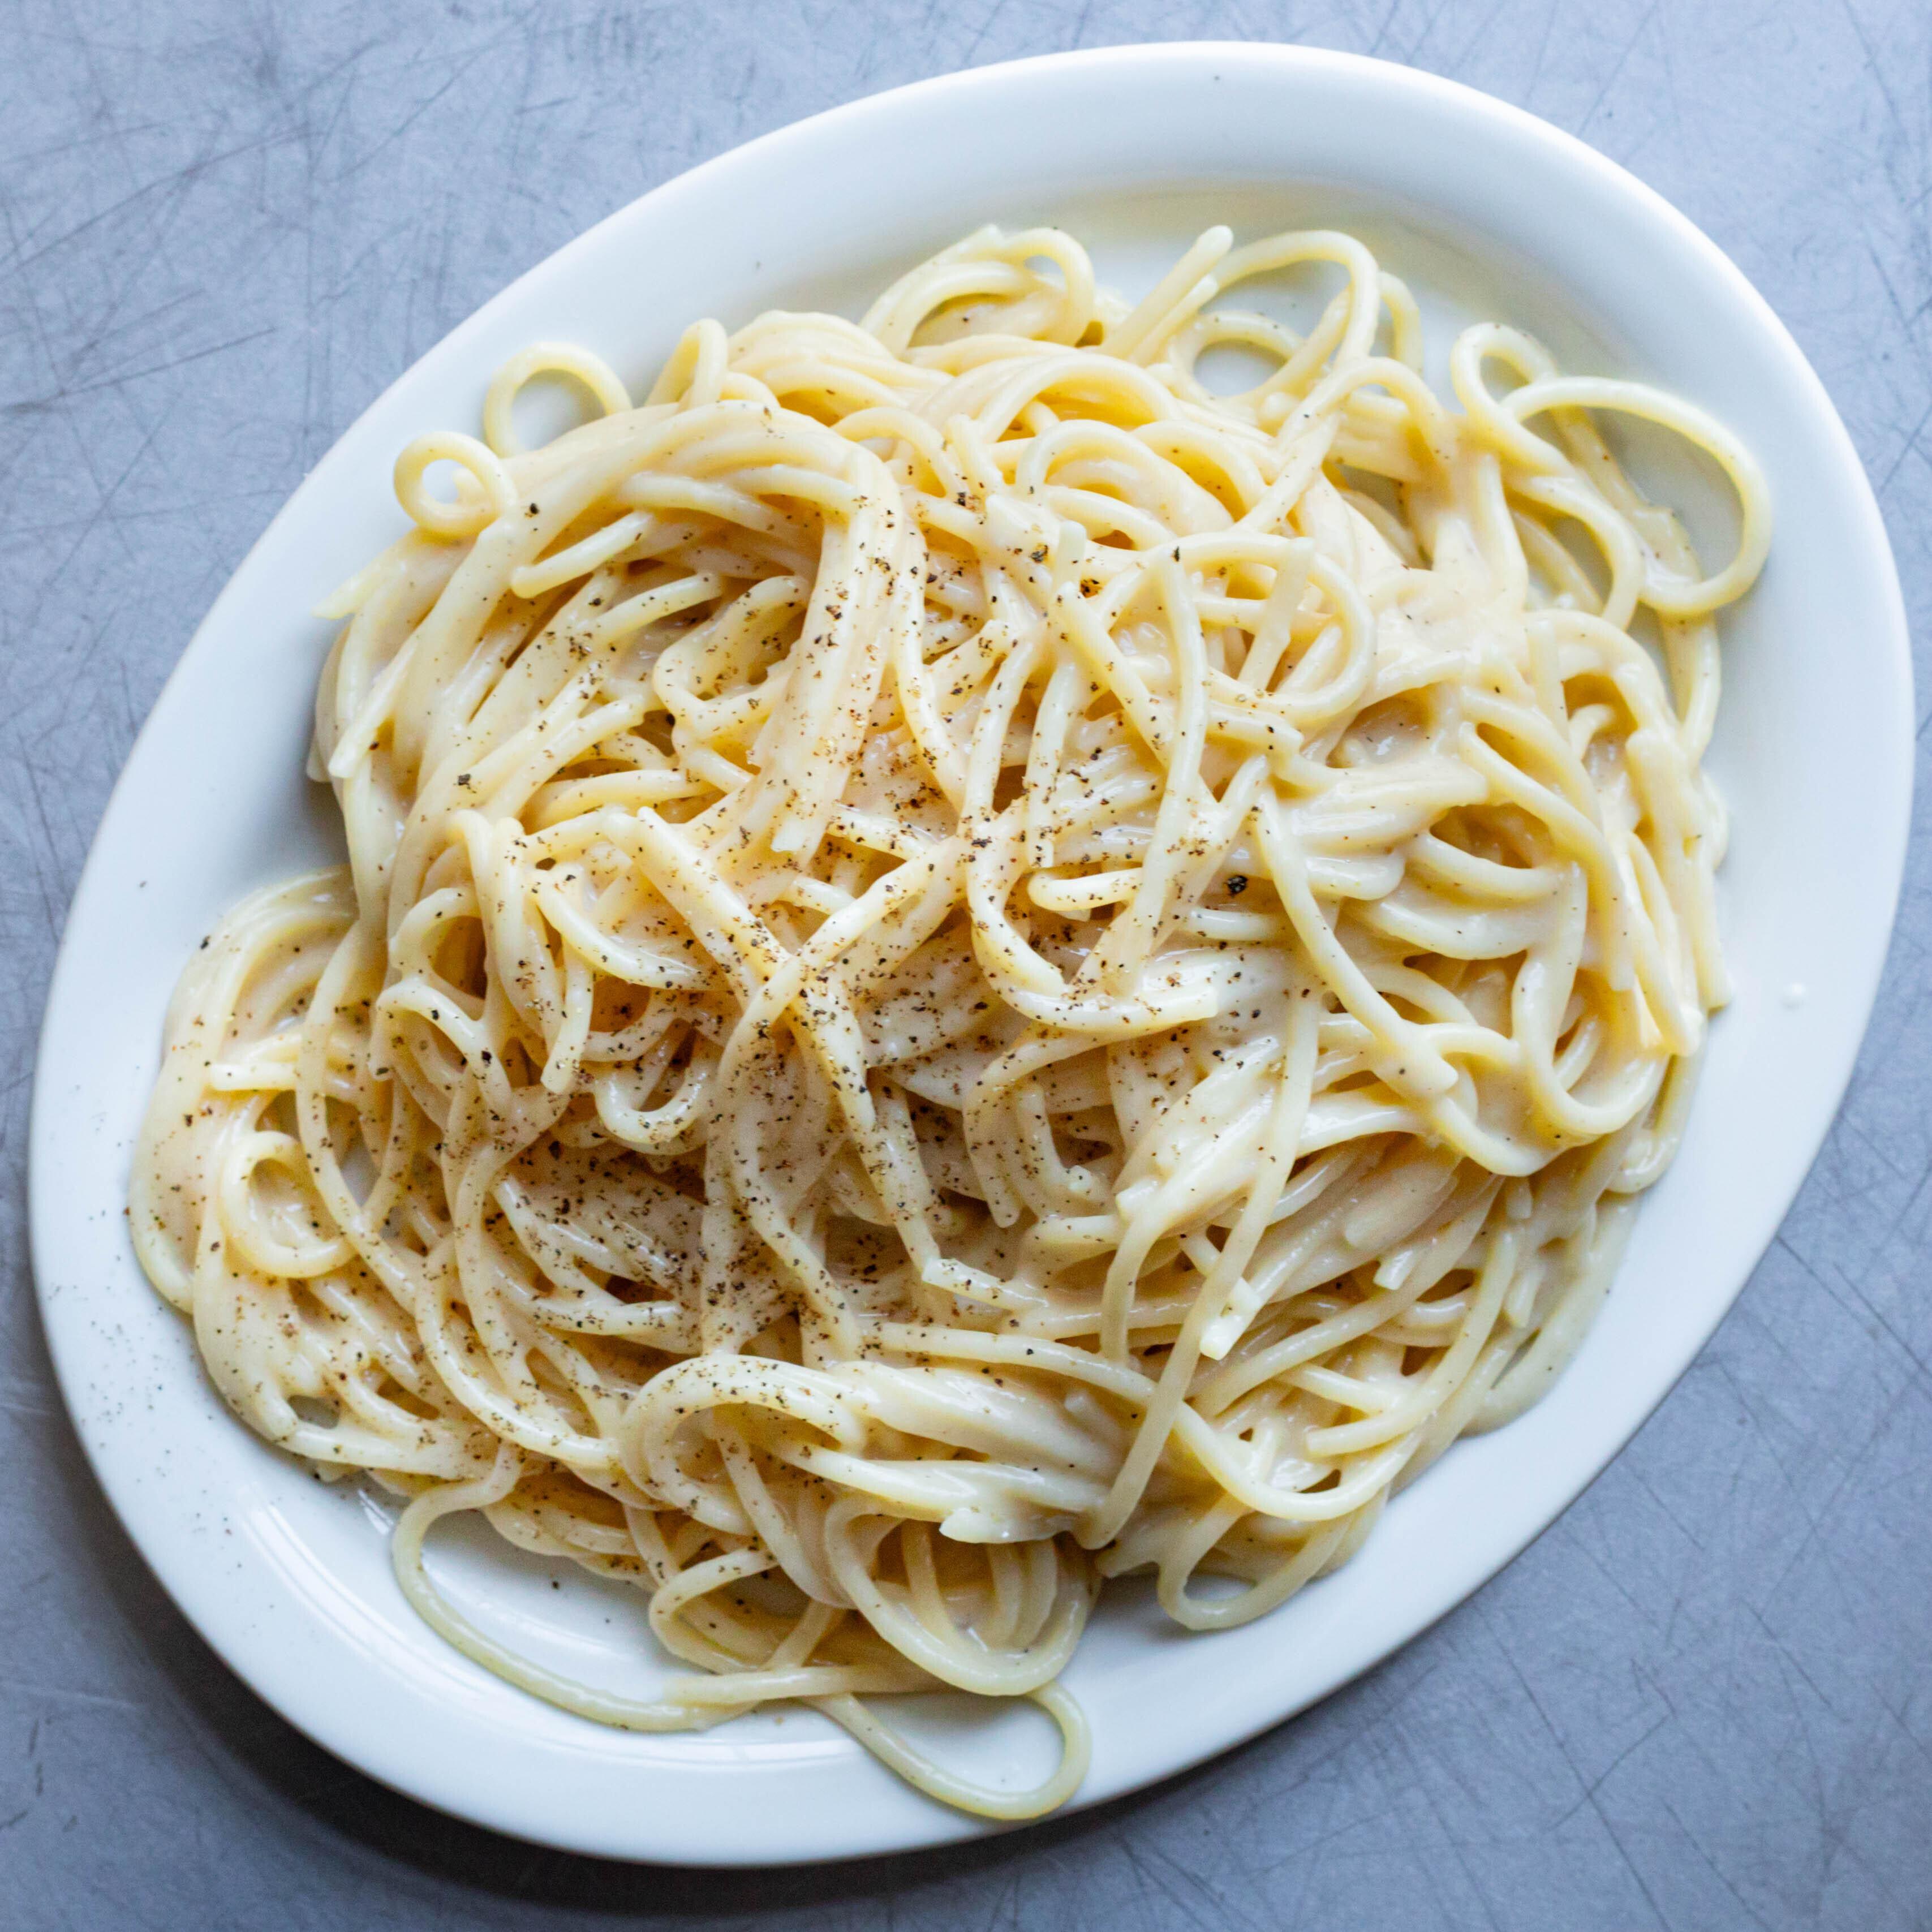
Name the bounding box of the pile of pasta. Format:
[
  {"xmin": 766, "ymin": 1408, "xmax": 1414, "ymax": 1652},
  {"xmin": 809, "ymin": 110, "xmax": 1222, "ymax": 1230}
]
[{"xmin": 132, "ymin": 222, "xmax": 1766, "ymax": 1816}]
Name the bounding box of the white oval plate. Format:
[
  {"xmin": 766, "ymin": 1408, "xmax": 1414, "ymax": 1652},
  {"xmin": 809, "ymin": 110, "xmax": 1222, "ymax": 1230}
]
[{"xmin": 31, "ymin": 43, "xmax": 1911, "ymax": 1865}]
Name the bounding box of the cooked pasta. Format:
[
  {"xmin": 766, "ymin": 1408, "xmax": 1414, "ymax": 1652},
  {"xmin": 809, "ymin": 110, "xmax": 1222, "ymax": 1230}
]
[{"xmin": 130, "ymin": 220, "xmax": 1767, "ymax": 1818}]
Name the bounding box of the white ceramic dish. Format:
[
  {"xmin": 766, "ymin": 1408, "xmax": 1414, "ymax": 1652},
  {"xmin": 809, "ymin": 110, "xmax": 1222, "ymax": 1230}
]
[{"xmin": 31, "ymin": 42, "xmax": 1911, "ymax": 1865}]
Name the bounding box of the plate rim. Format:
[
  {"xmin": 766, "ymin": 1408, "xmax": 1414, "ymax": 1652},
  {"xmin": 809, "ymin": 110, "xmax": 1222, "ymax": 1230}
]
[{"xmin": 28, "ymin": 38, "xmax": 1914, "ymax": 1866}]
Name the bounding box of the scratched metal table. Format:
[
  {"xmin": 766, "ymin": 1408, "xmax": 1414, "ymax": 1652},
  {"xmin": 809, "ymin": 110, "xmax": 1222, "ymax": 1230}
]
[{"xmin": 4, "ymin": 4, "xmax": 1929, "ymax": 1926}]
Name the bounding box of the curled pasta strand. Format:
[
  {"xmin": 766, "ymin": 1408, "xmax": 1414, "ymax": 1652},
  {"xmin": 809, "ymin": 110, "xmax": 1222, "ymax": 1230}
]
[
  {"xmin": 393, "ymin": 430, "xmax": 517, "ymax": 540},
  {"xmin": 484, "ymin": 341, "xmax": 633, "ymax": 455}
]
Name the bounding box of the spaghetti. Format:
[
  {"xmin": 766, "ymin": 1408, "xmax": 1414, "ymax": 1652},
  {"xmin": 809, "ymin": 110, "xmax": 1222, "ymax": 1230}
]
[{"xmin": 131, "ymin": 221, "xmax": 1766, "ymax": 1817}]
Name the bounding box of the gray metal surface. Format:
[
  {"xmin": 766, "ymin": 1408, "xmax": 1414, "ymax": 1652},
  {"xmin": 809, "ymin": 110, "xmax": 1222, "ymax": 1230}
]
[{"xmin": 4, "ymin": 3, "xmax": 1930, "ymax": 1925}]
